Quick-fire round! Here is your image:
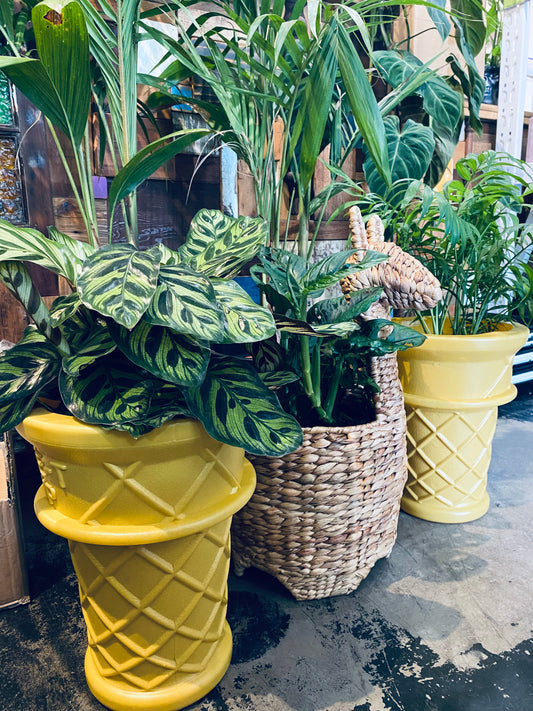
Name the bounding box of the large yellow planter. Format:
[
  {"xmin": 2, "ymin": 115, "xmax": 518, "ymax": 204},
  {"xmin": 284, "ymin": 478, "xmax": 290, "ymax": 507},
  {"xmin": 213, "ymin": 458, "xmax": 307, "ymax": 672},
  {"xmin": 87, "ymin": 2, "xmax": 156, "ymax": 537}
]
[
  {"xmin": 17, "ymin": 410, "xmax": 256, "ymax": 711},
  {"xmin": 396, "ymin": 321, "xmax": 529, "ymax": 523}
]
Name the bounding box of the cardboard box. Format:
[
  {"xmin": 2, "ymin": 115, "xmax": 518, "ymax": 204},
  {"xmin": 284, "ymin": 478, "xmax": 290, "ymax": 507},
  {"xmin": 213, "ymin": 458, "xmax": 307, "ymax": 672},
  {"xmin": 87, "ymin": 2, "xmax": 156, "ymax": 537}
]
[{"xmin": 0, "ymin": 432, "xmax": 29, "ymax": 609}]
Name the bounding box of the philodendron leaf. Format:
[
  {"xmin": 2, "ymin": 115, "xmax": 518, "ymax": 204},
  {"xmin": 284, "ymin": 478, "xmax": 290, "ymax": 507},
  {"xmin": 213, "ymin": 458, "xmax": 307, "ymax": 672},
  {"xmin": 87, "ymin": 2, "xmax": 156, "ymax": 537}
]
[
  {"xmin": 59, "ymin": 354, "xmax": 154, "ymax": 427},
  {"xmin": 212, "ymin": 279, "xmax": 276, "ymax": 344},
  {"xmin": 308, "ymin": 288, "xmax": 382, "ymax": 325},
  {"xmin": 185, "ymin": 355, "xmax": 303, "ymax": 456},
  {"xmin": 303, "ymin": 250, "xmax": 388, "ymax": 297},
  {"xmin": 109, "ymin": 319, "xmax": 210, "ymax": 387},
  {"xmin": 144, "ymin": 264, "xmax": 224, "ymax": 342},
  {"xmin": 363, "ymin": 116, "xmax": 435, "ymax": 197},
  {"xmin": 0, "ymin": 394, "xmax": 39, "ymax": 434},
  {"xmin": 61, "ymin": 323, "xmax": 116, "ymax": 377},
  {"xmin": 0, "ymin": 326, "xmax": 61, "ymax": 404},
  {"xmin": 181, "ymin": 209, "xmax": 268, "ymax": 278},
  {"xmin": 77, "ymin": 244, "xmax": 161, "ymax": 328},
  {"xmin": 0, "ymin": 220, "xmax": 87, "ymax": 281}
]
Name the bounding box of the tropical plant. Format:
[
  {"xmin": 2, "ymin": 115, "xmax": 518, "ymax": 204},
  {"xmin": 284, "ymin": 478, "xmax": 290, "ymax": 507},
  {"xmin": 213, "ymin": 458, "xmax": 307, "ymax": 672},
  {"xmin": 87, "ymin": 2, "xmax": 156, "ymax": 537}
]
[
  {"xmin": 354, "ymin": 151, "xmax": 533, "ymax": 335},
  {"xmin": 0, "ymin": 0, "xmax": 304, "ymax": 456},
  {"xmin": 245, "ymin": 245, "xmax": 426, "ymax": 426}
]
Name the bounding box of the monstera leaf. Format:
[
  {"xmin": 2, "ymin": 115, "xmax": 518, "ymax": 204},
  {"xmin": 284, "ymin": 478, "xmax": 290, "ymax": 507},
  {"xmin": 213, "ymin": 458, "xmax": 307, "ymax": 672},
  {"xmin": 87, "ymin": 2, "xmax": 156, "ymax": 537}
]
[
  {"xmin": 364, "ymin": 116, "xmax": 435, "ymax": 197},
  {"xmin": 374, "ymin": 51, "xmax": 462, "ymax": 135},
  {"xmin": 77, "ymin": 244, "xmax": 161, "ymax": 328},
  {"xmin": 180, "ymin": 209, "xmax": 268, "ymax": 278},
  {"xmin": 184, "ymin": 355, "xmax": 303, "ymax": 456}
]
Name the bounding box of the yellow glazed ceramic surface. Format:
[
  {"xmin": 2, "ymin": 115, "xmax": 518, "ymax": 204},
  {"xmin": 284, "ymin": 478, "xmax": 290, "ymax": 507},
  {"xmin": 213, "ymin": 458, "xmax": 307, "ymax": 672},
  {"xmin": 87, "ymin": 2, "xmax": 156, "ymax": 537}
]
[
  {"xmin": 18, "ymin": 411, "xmax": 256, "ymax": 711},
  {"xmin": 396, "ymin": 321, "xmax": 529, "ymax": 523}
]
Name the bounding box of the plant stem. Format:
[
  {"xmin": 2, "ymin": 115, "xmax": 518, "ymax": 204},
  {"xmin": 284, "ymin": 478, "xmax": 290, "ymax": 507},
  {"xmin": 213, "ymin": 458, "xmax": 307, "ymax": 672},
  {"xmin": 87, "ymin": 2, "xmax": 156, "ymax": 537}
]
[{"xmin": 324, "ymin": 357, "xmax": 344, "ymax": 421}]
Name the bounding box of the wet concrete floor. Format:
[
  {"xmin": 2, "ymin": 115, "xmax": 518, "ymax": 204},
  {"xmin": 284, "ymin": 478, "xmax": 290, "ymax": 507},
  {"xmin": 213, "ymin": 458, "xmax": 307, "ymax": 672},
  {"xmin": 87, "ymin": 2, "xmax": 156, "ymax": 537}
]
[{"xmin": 1, "ymin": 383, "xmax": 532, "ymax": 711}]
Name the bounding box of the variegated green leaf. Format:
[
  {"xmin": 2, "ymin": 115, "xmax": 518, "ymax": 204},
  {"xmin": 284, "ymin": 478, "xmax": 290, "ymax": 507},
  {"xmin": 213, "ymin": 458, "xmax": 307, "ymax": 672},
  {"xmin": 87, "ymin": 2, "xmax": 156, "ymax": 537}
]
[
  {"xmin": 179, "ymin": 209, "xmax": 234, "ymax": 262},
  {"xmin": 144, "ymin": 264, "xmax": 224, "ymax": 342},
  {"xmin": 77, "ymin": 244, "xmax": 161, "ymax": 328},
  {"xmin": 273, "ymin": 314, "xmax": 359, "ymax": 338},
  {"xmin": 0, "ymin": 262, "xmax": 68, "ymax": 351},
  {"xmin": 0, "ymin": 220, "xmax": 84, "ymax": 280},
  {"xmin": 181, "ymin": 210, "xmax": 268, "ymax": 278},
  {"xmin": 49, "ymin": 292, "xmax": 82, "ymax": 327},
  {"xmin": 0, "ymin": 327, "xmax": 61, "ymax": 404},
  {"xmin": 0, "ymin": 393, "xmax": 39, "ymax": 434},
  {"xmin": 157, "ymin": 243, "xmax": 181, "ymax": 266},
  {"xmin": 184, "ymin": 355, "xmax": 302, "ymax": 456},
  {"xmin": 109, "ymin": 319, "xmax": 210, "ymax": 387},
  {"xmin": 62, "ymin": 324, "xmax": 116, "ymax": 377},
  {"xmin": 48, "ymin": 227, "xmax": 96, "ymax": 279},
  {"xmin": 212, "ymin": 279, "xmax": 276, "ymax": 344},
  {"xmin": 59, "ymin": 354, "xmax": 153, "ymax": 426},
  {"xmin": 128, "ymin": 383, "xmax": 191, "ymax": 435}
]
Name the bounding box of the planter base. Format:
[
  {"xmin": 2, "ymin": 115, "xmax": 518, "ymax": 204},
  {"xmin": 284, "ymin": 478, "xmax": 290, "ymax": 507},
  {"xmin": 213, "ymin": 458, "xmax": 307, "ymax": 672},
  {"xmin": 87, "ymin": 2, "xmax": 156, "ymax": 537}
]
[
  {"xmin": 401, "ymin": 405, "xmax": 496, "ymax": 523},
  {"xmin": 85, "ymin": 623, "xmax": 232, "ymax": 711}
]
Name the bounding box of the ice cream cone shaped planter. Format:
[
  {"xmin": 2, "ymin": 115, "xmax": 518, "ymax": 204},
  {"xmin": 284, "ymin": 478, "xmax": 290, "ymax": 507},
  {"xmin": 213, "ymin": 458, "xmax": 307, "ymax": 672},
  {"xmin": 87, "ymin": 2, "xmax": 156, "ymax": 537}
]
[
  {"xmin": 396, "ymin": 321, "xmax": 529, "ymax": 523},
  {"xmin": 17, "ymin": 410, "xmax": 256, "ymax": 711}
]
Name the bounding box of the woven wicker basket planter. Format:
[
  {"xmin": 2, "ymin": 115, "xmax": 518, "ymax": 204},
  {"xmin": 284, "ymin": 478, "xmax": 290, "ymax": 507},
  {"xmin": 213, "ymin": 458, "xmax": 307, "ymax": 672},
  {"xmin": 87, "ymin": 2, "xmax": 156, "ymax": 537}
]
[{"xmin": 231, "ymin": 352, "xmax": 408, "ymax": 600}]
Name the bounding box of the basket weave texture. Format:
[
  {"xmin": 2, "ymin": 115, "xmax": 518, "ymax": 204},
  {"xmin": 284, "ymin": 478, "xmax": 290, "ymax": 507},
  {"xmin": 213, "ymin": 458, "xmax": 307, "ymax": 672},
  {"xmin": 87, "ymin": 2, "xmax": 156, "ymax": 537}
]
[{"xmin": 231, "ymin": 352, "xmax": 407, "ymax": 600}]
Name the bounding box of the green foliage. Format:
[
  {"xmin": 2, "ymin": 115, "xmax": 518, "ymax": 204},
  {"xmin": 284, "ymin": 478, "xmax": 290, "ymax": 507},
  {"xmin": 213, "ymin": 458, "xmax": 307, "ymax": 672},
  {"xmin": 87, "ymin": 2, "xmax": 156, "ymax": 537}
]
[
  {"xmin": 0, "ymin": 212, "xmax": 302, "ymax": 455},
  {"xmin": 248, "ymin": 246, "xmax": 425, "ymax": 426},
  {"xmin": 359, "ymin": 151, "xmax": 533, "ymax": 335}
]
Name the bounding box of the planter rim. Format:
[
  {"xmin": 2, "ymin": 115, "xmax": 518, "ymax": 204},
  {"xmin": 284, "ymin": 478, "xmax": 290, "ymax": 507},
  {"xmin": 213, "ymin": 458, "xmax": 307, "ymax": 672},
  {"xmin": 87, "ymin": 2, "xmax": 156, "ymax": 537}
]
[
  {"xmin": 34, "ymin": 459, "xmax": 256, "ymax": 545},
  {"xmin": 17, "ymin": 408, "xmax": 217, "ymax": 451},
  {"xmin": 394, "ymin": 318, "xmax": 529, "ymax": 344}
]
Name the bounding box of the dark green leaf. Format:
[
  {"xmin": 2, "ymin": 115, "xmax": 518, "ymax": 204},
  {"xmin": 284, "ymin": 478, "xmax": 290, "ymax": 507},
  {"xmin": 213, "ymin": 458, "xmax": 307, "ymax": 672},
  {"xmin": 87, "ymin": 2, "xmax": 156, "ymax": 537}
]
[
  {"xmin": 308, "ymin": 288, "xmax": 382, "ymax": 325},
  {"xmin": 185, "ymin": 355, "xmax": 302, "ymax": 456},
  {"xmin": 303, "ymin": 250, "xmax": 387, "ymax": 297},
  {"xmin": 0, "ymin": 393, "xmax": 39, "ymax": 434},
  {"xmin": 259, "ymin": 370, "xmax": 299, "ymax": 389}
]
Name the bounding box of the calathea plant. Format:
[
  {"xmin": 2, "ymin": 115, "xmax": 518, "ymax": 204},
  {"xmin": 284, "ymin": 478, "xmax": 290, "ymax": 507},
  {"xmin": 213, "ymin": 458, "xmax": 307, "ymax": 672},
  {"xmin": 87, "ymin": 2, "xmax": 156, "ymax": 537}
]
[
  {"xmin": 0, "ymin": 210, "xmax": 302, "ymax": 455},
  {"xmin": 247, "ymin": 246, "xmax": 426, "ymax": 427}
]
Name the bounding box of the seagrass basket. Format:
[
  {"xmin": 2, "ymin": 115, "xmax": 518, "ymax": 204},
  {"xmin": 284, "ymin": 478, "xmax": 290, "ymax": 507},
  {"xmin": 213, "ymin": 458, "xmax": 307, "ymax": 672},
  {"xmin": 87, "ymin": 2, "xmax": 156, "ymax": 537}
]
[
  {"xmin": 231, "ymin": 352, "xmax": 407, "ymax": 600},
  {"xmin": 231, "ymin": 207, "xmax": 442, "ymax": 600}
]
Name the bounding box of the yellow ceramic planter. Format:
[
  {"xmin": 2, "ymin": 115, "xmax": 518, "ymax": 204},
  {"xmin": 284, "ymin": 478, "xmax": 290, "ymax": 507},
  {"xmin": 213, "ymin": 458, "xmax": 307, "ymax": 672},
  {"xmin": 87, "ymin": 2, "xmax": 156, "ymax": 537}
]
[
  {"xmin": 17, "ymin": 410, "xmax": 256, "ymax": 711},
  {"xmin": 396, "ymin": 321, "xmax": 529, "ymax": 523}
]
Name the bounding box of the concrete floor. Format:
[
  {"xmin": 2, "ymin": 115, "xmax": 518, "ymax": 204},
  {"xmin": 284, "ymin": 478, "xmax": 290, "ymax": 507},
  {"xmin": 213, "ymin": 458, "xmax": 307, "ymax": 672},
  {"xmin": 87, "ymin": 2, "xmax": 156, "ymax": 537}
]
[{"xmin": 1, "ymin": 383, "xmax": 532, "ymax": 711}]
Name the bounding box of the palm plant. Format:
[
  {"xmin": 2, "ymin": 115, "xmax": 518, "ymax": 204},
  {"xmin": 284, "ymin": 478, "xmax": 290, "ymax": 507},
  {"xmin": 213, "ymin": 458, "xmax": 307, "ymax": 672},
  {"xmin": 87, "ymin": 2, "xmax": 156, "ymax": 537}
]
[{"xmin": 354, "ymin": 151, "xmax": 533, "ymax": 335}]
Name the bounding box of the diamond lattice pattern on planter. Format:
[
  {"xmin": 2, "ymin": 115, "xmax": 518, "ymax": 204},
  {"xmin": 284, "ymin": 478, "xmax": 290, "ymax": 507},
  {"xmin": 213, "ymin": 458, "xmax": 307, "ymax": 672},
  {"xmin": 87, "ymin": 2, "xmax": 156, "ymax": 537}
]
[
  {"xmin": 35, "ymin": 442, "xmax": 243, "ymax": 526},
  {"xmin": 404, "ymin": 406, "xmax": 498, "ymax": 508},
  {"xmin": 69, "ymin": 518, "xmax": 231, "ymax": 691}
]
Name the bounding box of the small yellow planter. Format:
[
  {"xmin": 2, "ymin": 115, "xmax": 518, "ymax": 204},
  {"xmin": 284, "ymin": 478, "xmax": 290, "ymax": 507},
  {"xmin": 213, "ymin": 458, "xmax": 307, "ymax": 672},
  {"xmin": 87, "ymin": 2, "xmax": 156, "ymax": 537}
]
[
  {"xmin": 396, "ymin": 321, "xmax": 529, "ymax": 523},
  {"xmin": 17, "ymin": 410, "xmax": 256, "ymax": 711}
]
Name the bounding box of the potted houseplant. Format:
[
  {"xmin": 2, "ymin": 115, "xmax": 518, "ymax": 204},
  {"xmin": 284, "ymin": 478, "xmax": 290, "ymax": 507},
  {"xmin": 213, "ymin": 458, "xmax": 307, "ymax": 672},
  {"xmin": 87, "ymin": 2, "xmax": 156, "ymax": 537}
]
[
  {"xmin": 0, "ymin": 1, "xmax": 302, "ymax": 709},
  {"xmin": 359, "ymin": 151, "xmax": 533, "ymax": 523}
]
